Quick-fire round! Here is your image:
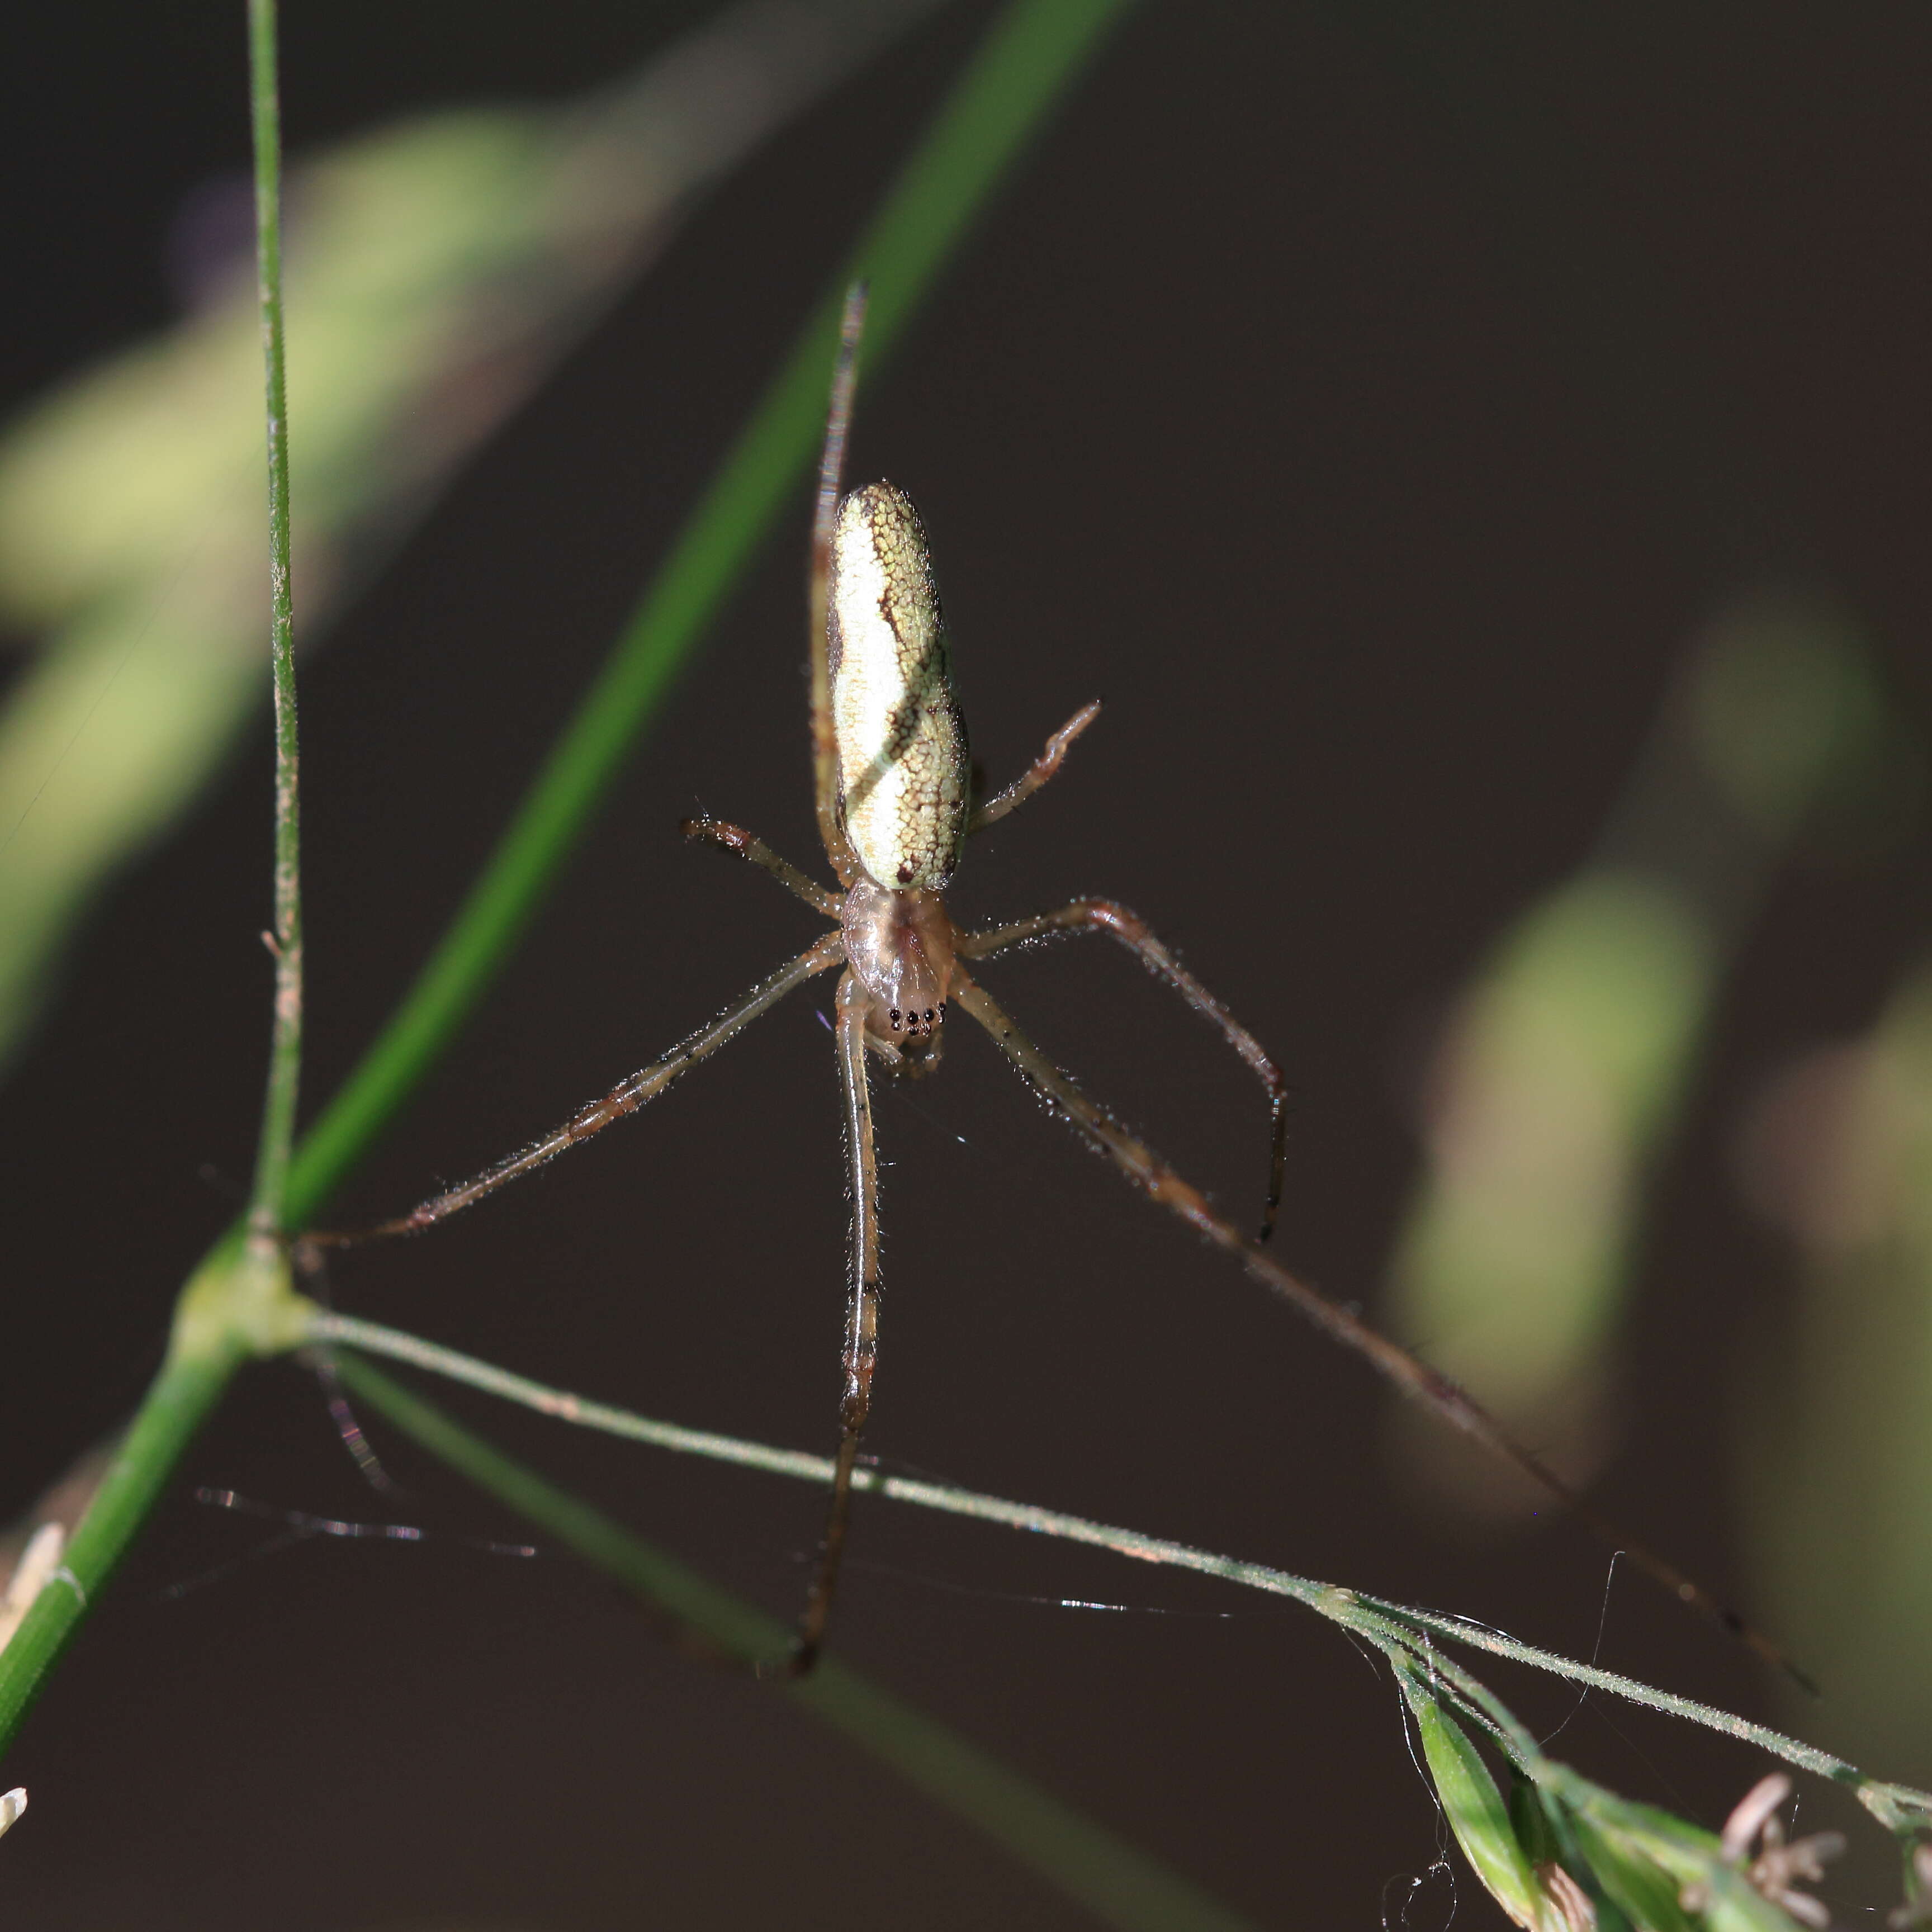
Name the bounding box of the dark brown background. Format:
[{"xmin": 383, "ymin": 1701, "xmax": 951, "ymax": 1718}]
[{"xmin": 3, "ymin": 3, "xmax": 1931, "ymax": 1926}]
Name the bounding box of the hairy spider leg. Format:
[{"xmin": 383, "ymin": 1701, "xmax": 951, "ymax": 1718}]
[
  {"xmin": 689, "ymin": 697, "xmax": 1101, "ymax": 895},
  {"xmin": 959, "ymin": 898, "xmax": 1288, "ymax": 1241},
  {"xmin": 949, "ymin": 969, "xmax": 1807, "ymax": 1687},
  {"xmin": 676, "ymin": 718, "xmax": 1135, "ymax": 1669},
  {"xmin": 787, "ymin": 970, "xmax": 883, "ymax": 1674},
  {"xmin": 680, "ymin": 688, "xmax": 1102, "ymax": 915},
  {"xmin": 809, "ymin": 283, "xmax": 868, "ymax": 888},
  {"xmin": 309, "ymin": 933, "xmax": 845, "ymax": 1246},
  {"xmin": 680, "ymin": 815, "xmax": 842, "ymax": 916},
  {"xmin": 968, "ymin": 697, "xmax": 1102, "ymax": 833}
]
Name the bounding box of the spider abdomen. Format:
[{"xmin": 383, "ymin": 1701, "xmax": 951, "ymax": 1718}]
[{"xmin": 828, "ymin": 482, "xmax": 969, "ymax": 892}]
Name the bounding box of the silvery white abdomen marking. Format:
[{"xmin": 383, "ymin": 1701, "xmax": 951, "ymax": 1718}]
[{"xmin": 828, "ymin": 482, "xmax": 969, "ymax": 892}]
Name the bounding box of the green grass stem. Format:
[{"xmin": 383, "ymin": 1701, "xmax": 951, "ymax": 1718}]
[
  {"xmin": 311, "ymin": 1310, "xmax": 1932, "ymax": 1831},
  {"xmin": 245, "ymin": 0, "xmax": 304, "ymax": 1240},
  {"xmin": 321, "ymin": 1324, "xmax": 1932, "ymax": 1921},
  {"xmin": 0, "ymin": 2, "xmax": 319, "ymax": 1754}
]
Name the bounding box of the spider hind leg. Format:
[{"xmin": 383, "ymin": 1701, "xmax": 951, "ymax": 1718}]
[{"xmin": 790, "ymin": 970, "xmax": 883, "ymax": 1674}]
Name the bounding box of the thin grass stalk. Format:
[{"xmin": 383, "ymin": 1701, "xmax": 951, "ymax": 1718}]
[
  {"xmin": 0, "ymin": 5, "xmax": 309, "ymax": 1740},
  {"xmin": 329, "ymin": 1341, "xmax": 1932, "ymax": 1920},
  {"xmin": 245, "ymin": 0, "xmax": 302, "ymax": 1239},
  {"xmin": 332, "ymin": 1353, "xmax": 1258, "ymax": 1932},
  {"xmin": 311, "ymin": 1310, "xmax": 1930, "ymax": 1821},
  {"xmin": 283, "ymin": 0, "xmax": 1135, "ymax": 1228}
]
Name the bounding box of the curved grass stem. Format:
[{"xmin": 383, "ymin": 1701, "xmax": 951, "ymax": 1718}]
[{"xmin": 312, "ymin": 1310, "xmax": 1930, "ymax": 1831}]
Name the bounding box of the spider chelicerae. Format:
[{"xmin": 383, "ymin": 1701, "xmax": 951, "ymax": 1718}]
[{"xmin": 313, "ymin": 285, "xmax": 1771, "ymax": 1678}]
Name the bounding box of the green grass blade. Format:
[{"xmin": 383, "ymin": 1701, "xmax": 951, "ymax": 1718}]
[
  {"xmin": 285, "ymin": 0, "xmax": 1134, "ymax": 1225},
  {"xmin": 1396, "ymin": 1669, "xmax": 1545, "ymax": 1930},
  {"xmin": 334, "ymin": 1352, "xmax": 1257, "ymax": 1932}
]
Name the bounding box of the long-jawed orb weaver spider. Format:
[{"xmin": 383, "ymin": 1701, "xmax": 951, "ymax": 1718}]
[{"xmin": 312, "ymin": 284, "xmax": 1787, "ymax": 1679}]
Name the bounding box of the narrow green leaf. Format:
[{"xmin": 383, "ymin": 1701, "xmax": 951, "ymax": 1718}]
[
  {"xmin": 1565, "ymin": 1807, "xmax": 1700, "ymax": 1932},
  {"xmin": 1589, "ymin": 1797, "xmax": 1809, "ymax": 1932},
  {"xmin": 1509, "ymin": 1769, "xmax": 1564, "ymax": 1872},
  {"xmin": 1398, "ymin": 1665, "xmax": 1546, "ymax": 1929}
]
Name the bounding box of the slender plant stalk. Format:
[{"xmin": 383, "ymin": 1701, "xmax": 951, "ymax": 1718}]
[
  {"xmin": 309, "ymin": 1313, "xmax": 1932, "ymax": 1824},
  {"xmin": 327, "ymin": 1340, "xmax": 1932, "ymax": 1932},
  {"xmin": 246, "ymin": 0, "xmax": 303, "ymax": 1239},
  {"xmin": 284, "ymin": 0, "xmax": 1135, "ymax": 1228},
  {"xmin": 331, "ymin": 1353, "xmax": 1256, "ymax": 1932},
  {"xmin": 0, "ymin": 3, "xmax": 314, "ymax": 1740}
]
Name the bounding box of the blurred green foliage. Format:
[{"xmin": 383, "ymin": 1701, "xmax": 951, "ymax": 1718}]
[
  {"xmin": 1387, "ymin": 588, "xmax": 1905, "ymax": 1500},
  {"xmin": 1744, "ymin": 963, "xmax": 1932, "ymax": 1780}
]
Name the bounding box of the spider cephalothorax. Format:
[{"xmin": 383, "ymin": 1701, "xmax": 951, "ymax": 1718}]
[{"xmin": 839, "ymin": 878, "xmax": 954, "ymax": 1063}]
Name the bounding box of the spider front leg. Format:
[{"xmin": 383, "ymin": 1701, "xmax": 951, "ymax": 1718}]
[
  {"xmin": 680, "ymin": 815, "xmax": 841, "ymax": 917},
  {"xmin": 967, "ymin": 699, "xmax": 1101, "ymax": 833},
  {"xmin": 789, "ymin": 969, "xmax": 880, "ymax": 1675},
  {"xmin": 960, "ymin": 899, "xmax": 1287, "ymax": 1240},
  {"xmin": 307, "ymin": 932, "xmax": 845, "ymax": 1246}
]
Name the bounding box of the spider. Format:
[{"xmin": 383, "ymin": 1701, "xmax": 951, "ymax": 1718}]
[{"xmin": 314, "ymin": 285, "xmax": 1772, "ymax": 1678}]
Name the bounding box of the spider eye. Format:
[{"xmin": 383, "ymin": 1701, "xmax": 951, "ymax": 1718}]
[{"xmin": 889, "ymin": 1008, "xmax": 902, "ymax": 1029}]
